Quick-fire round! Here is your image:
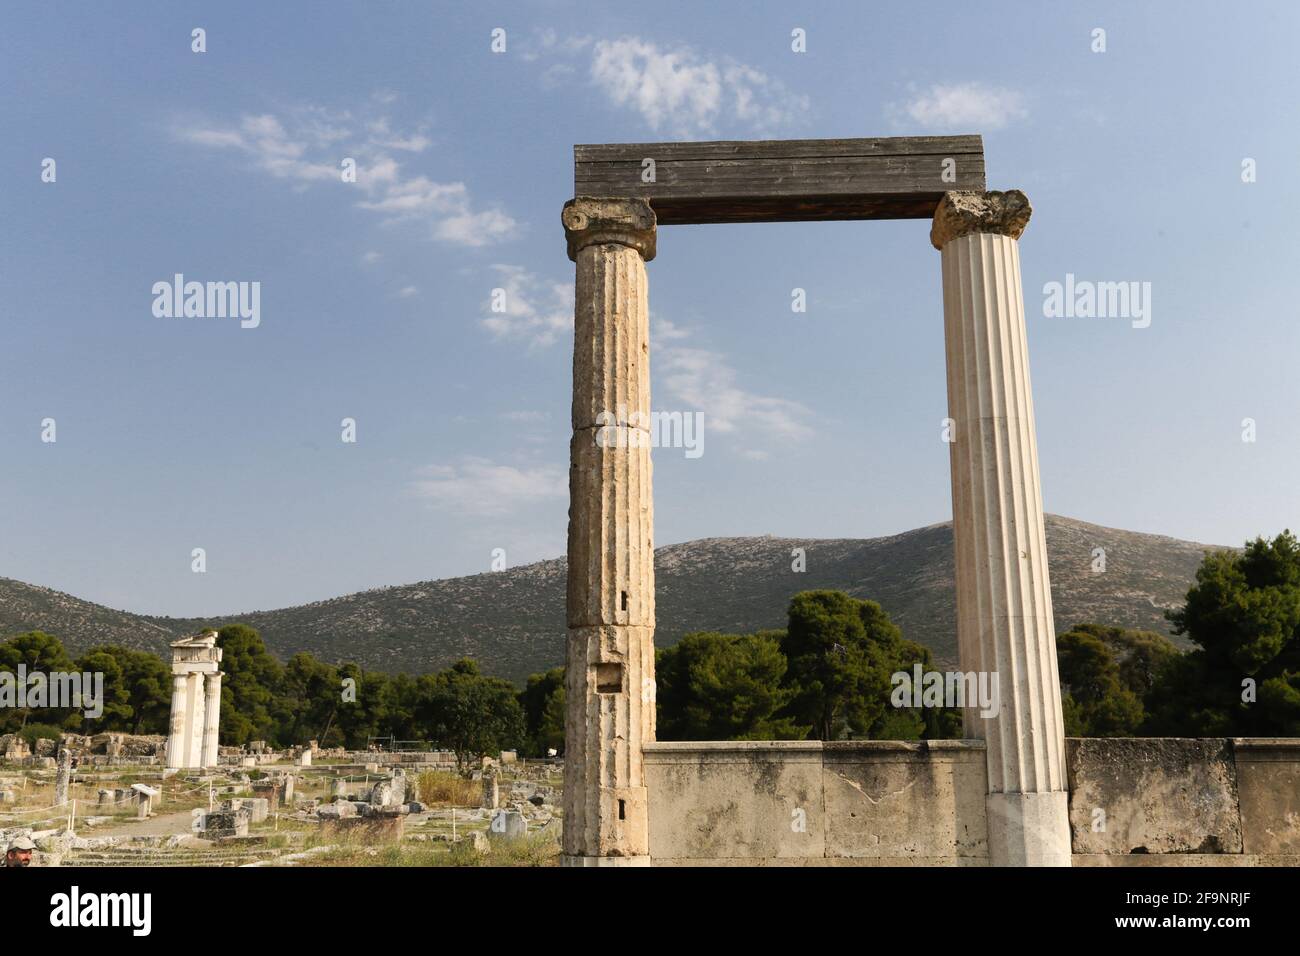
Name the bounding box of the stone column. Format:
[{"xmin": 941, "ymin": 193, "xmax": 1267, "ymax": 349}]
[
  {"xmin": 54, "ymin": 748, "xmax": 71, "ymax": 807},
  {"xmin": 201, "ymin": 671, "xmax": 222, "ymax": 768},
  {"xmin": 932, "ymin": 191, "xmax": 1071, "ymax": 866},
  {"xmin": 560, "ymin": 197, "xmax": 657, "ymax": 866},
  {"xmin": 184, "ymin": 671, "xmax": 204, "ymax": 769},
  {"xmin": 166, "ymin": 672, "xmax": 189, "ymax": 769}
]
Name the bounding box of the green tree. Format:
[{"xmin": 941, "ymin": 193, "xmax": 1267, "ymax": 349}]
[
  {"xmin": 116, "ymin": 646, "xmax": 172, "ymax": 735},
  {"xmin": 422, "ymin": 659, "xmax": 525, "ymax": 772},
  {"xmin": 656, "ymin": 631, "xmax": 807, "ymax": 740},
  {"xmin": 215, "ymin": 624, "xmax": 283, "ymax": 745},
  {"xmin": 335, "ymin": 663, "xmax": 392, "ymax": 749},
  {"xmin": 0, "ymin": 631, "xmax": 77, "ymax": 732},
  {"xmin": 518, "ymin": 667, "xmax": 566, "ymax": 756},
  {"xmin": 1147, "ymin": 531, "xmax": 1300, "ymax": 735},
  {"xmin": 778, "ymin": 591, "xmax": 922, "ymax": 741},
  {"xmin": 1056, "ymin": 626, "xmax": 1146, "ymax": 736},
  {"xmin": 275, "ymin": 652, "xmax": 342, "ymax": 747},
  {"xmin": 71, "ymin": 647, "xmax": 131, "ymax": 734}
]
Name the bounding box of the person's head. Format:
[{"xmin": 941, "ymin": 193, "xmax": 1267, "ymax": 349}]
[{"xmin": 5, "ymin": 836, "xmax": 35, "ymax": 867}]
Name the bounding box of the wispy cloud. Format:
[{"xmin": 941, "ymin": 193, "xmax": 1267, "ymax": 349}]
[
  {"xmin": 481, "ymin": 265, "xmax": 574, "ymax": 347},
  {"xmin": 411, "ymin": 457, "xmax": 565, "ymax": 517},
  {"xmin": 173, "ymin": 101, "xmax": 517, "ymax": 247},
  {"xmin": 895, "ymin": 82, "xmax": 1027, "ymax": 131},
  {"xmin": 520, "ymin": 31, "xmax": 808, "ymax": 136},
  {"xmin": 590, "ymin": 37, "xmax": 809, "ymax": 135},
  {"xmin": 653, "ymin": 319, "xmax": 812, "ymax": 443}
]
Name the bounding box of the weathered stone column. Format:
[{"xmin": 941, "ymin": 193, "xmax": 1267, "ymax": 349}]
[
  {"xmin": 185, "ymin": 671, "xmax": 205, "ymax": 769},
  {"xmin": 932, "ymin": 190, "xmax": 1070, "ymax": 866},
  {"xmin": 54, "ymin": 748, "xmax": 71, "ymax": 807},
  {"xmin": 166, "ymin": 672, "xmax": 189, "ymax": 770},
  {"xmin": 201, "ymin": 671, "xmax": 222, "ymax": 768},
  {"xmin": 560, "ymin": 197, "xmax": 657, "ymax": 866}
]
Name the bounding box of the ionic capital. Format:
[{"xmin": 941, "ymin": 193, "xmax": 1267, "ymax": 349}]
[
  {"xmin": 930, "ymin": 190, "xmax": 1032, "ymax": 251},
  {"xmin": 563, "ymin": 197, "xmax": 656, "ymax": 262}
]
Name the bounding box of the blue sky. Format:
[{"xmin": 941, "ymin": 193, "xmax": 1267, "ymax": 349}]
[{"xmin": 2, "ymin": 2, "xmax": 1297, "ymax": 617}]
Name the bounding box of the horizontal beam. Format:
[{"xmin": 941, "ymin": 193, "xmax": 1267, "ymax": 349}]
[{"xmin": 574, "ymin": 135, "xmax": 985, "ymax": 225}]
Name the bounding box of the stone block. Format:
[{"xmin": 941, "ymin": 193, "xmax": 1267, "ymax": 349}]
[
  {"xmin": 644, "ymin": 741, "xmax": 824, "ymax": 861},
  {"xmin": 1234, "ymin": 739, "xmax": 1300, "ymax": 856},
  {"xmin": 488, "ymin": 809, "xmax": 529, "ymax": 841},
  {"xmin": 823, "ymin": 741, "xmax": 987, "ymax": 862},
  {"xmin": 1067, "ymin": 738, "xmax": 1242, "ymax": 854}
]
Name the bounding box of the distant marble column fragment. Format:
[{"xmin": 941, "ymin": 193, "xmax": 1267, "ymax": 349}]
[
  {"xmin": 201, "ymin": 672, "xmax": 222, "ymax": 768},
  {"xmin": 932, "ymin": 190, "xmax": 1071, "ymax": 866},
  {"xmin": 561, "ymin": 197, "xmax": 657, "ymax": 866},
  {"xmin": 166, "ymin": 673, "xmax": 189, "ymax": 770},
  {"xmin": 186, "ymin": 672, "xmax": 205, "ymax": 769}
]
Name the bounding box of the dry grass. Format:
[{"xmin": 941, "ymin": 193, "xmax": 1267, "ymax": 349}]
[{"xmin": 415, "ymin": 770, "xmax": 478, "ymax": 807}]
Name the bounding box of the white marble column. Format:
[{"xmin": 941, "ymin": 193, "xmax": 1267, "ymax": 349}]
[
  {"xmin": 166, "ymin": 672, "xmax": 189, "ymax": 770},
  {"xmin": 184, "ymin": 671, "xmax": 205, "ymax": 769},
  {"xmin": 561, "ymin": 197, "xmax": 657, "ymax": 866},
  {"xmin": 201, "ymin": 672, "xmax": 222, "ymax": 768},
  {"xmin": 932, "ymin": 190, "xmax": 1071, "ymax": 866}
]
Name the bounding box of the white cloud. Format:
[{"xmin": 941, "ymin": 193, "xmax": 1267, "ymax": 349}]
[
  {"xmin": 411, "ymin": 457, "xmax": 565, "ymax": 517},
  {"xmin": 897, "ymin": 83, "xmax": 1027, "ymax": 131},
  {"xmin": 653, "ymin": 321, "xmax": 812, "ymax": 444},
  {"xmin": 174, "ymin": 102, "xmax": 515, "ymax": 247},
  {"xmin": 586, "ymin": 37, "xmax": 809, "ymax": 136},
  {"xmin": 435, "ymin": 209, "xmax": 517, "ymax": 247},
  {"xmin": 481, "ymin": 265, "xmax": 574, "ymax": 347},
  {"xmin": 397, "ymin": 285, "xmax": 419, "ymax": 298}
]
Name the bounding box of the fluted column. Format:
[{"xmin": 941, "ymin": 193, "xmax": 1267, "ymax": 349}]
[
  {"xmin": 184, "ymin": 671, "xmax": 205, "ymax": 769},
  {"xmin": 201, "ymin": 671, "xmax": 223, "ymax": 768},
  {"xmin": 932, "ymin": 190, "xmax": 1070, "ymax": 866},
  {"xmin": 166, "ymin": 672, "xmax": 189, "ymax": 769},
  {"xmin": 561, "ymin": 197, "xmax": 657, "ymax": 866}
]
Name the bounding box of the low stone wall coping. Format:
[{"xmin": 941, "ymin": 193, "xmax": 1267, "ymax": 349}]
[{"xmin": 643, "ymin": 739, "xmax": 989, "ymax": 753}]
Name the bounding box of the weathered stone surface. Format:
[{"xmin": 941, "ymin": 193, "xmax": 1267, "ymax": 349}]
[
  {"xmin": 930, "ymin": 189, "xmax": 1031, "ymax": 250},
  {"xmin": 823, "ymin": 741, "xmax": 987, "ymax": 861},
  {"xmin": 1067, "ymin": 738, "xmax": 1242, "ymax": 854},
  {"xmin": 563, "ymin": 196, "xmax": 657, "ymax": 866},
  {"xmin": 564, "ymin": 624, "xmax": 655, "ymax": 861},
  {"xmin": 488, "ymin": 809, "xmax": 529, "ymax": 841},
  {"xmin": 1232, "ymin": 739, "xmax": 1300, "ymax": 856},
  {"xmin": 317, "ymin": 799, "xmax": 357, "ymax": 820},
  {"xmin": 53, "ymin": 749, "xmax": 71, "ymax": 807},
  {"xmin": 567, "ymin": 436, "xmax": 655, "ymax": 628},
  {"xmin": 224, "ymin": 796, "xmax": 269, "ymax": 823},
  {"xmin": 562, "ymin": 197, "xmax": 656, "ymax": 262},
  {"xmin": 202, "ymin": 807, "xmax": 250, "ymax": 838},
  {"xmin": 645, "ymin": 741, "xmax": 825, "ymax": 861},
  {"xmin": 570, "ymin": 242, "xmax": 651, "ymax": 432}
]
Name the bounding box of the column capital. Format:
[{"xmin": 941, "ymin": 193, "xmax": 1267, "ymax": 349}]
[
  {"xmin": 563, "ymin": 197, "xmax": 656, "ymax": 262},
  {"xmin": 930, "ymin": 189, "xmax": 1031, "ymax": 251}
]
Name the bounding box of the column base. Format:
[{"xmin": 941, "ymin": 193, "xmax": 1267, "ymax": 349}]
[
  {"xmin": 986, "ymin": 791, "xmax": 1072, "ymax": 866},
  {"xmin": 560, "ymin": 855, "xmax": 653, "ymax": 868}
]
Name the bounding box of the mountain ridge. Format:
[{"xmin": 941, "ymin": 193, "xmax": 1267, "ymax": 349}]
[{"xmin": 0, "ymin": 514, "xmax": 1230, "ymax": 684}]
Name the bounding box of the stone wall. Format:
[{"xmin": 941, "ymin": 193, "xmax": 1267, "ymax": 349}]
[{"xmin": 643, "ymin": 738, "xmax": 1300, "ymax": 866}]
